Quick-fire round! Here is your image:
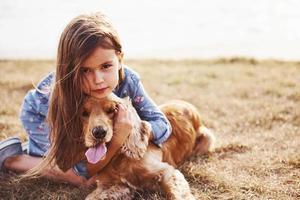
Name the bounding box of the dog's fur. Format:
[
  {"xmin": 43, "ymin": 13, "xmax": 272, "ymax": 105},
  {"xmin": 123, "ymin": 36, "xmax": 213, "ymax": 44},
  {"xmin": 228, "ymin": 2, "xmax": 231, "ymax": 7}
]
[{"xmin": 83, "ymin": 94, "xmax": 216, "ymax": 200}]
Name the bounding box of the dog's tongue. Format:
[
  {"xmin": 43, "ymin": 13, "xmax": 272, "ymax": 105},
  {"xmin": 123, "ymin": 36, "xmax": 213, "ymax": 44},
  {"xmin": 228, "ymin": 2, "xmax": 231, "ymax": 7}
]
[{"xmin": 85, "ymin": 143, "xmax": 107, "ymax": 164}]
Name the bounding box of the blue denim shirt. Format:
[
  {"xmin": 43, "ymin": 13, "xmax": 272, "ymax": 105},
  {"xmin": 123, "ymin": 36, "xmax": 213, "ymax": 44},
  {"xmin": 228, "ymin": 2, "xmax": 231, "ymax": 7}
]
[{"xmin": 20, "ymin": 66, "xmax": 172, "ymax": 157}]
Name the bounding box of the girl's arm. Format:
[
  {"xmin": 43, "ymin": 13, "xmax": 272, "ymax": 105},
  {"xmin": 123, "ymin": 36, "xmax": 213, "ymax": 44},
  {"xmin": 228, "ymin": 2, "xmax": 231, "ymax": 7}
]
[
  {"xmin": 131, "ymin": 76, "xmax": 172, "ymax": 146},
  {"xmin": 20, "ymin": 73, "xmax": 54, "ymax": 155}
]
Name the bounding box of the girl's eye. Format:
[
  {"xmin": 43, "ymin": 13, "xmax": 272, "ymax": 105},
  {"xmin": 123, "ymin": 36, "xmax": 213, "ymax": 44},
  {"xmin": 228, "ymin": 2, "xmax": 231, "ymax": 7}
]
[
  {"xmin": 82, "ymin": 111, "xmax": 90, "ymax": 117},
  {"xmin": 102, "ymin": 64, "xmax": 112, "ymax": 69},
  {"xmin": 81, "ymin": 68, "xmax": 91, "ymax": 74}
]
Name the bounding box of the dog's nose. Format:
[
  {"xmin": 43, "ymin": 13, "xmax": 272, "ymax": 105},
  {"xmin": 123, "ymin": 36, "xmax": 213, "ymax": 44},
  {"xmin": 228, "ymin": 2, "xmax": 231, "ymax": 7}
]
[{"xmin": 92, "ymin": 126, "xmax": 107, "ymax": 139}]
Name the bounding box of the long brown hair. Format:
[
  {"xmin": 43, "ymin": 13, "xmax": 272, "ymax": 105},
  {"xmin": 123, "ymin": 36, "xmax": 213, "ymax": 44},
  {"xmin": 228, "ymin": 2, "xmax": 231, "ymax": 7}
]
[{"xmin": 28, "ymin": 13, "xmax": 125, "ymax": 175}]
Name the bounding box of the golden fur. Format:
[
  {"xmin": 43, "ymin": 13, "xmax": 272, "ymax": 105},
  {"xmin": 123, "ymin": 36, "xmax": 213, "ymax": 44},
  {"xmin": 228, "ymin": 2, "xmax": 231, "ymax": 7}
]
[{"xmin": 83, "ymin": 94, "xmax": 216, "ymax": 200}]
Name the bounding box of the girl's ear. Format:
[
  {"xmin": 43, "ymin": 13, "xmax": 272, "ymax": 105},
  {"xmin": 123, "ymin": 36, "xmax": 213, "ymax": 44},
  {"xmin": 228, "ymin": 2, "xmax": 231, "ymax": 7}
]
[
  {"xmin": 118, "ymin": 51, "xmax": 124, "ymax": 60},
  {"xmin": 117, "ymin": 52, "xmax": 124, "ymax": 70}
]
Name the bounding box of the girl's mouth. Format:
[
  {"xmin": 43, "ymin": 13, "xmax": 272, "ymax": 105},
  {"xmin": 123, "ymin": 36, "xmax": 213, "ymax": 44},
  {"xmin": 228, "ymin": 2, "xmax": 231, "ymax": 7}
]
[{"xmin": 93, "ymin": 87, "xmax": 109, "ymax": 93}]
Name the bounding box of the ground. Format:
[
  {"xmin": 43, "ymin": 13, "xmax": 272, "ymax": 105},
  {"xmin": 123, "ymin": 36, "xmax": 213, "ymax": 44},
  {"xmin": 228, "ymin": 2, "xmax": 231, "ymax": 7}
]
[{"xmin": 0, "ymin": 58, "xmax": 299, "ymax": 199}]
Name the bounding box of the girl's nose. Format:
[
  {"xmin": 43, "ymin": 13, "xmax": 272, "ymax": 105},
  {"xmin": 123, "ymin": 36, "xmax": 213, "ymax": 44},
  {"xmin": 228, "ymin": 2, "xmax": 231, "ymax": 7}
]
[{"xmin": 94, "ymin": 70, "xmax": 104, "ymax": 84}]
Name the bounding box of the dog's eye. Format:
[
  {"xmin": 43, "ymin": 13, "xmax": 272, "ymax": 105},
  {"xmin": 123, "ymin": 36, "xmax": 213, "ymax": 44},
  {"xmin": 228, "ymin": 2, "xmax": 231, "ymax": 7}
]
[
  {"xmin": 106, "ymin": 107, "xmax": 116, "ymax": 115},
  {"xmin": 82, "ymin": 111, "xmax": 90, "ymax": 117}
]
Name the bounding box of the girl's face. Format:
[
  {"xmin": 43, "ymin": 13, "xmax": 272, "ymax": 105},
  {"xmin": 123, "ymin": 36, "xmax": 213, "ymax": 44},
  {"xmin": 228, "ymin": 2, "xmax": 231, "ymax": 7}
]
[{"xmin": 81, "ymin": 46, "xmax": 121, "ymax": 99}]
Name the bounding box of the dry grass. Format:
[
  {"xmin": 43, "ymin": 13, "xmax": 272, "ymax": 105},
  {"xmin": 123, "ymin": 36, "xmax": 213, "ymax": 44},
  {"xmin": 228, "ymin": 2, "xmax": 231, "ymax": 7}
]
[{"xmin": 0, "ymin": 58, "xmax": 299, "ymax": 199}]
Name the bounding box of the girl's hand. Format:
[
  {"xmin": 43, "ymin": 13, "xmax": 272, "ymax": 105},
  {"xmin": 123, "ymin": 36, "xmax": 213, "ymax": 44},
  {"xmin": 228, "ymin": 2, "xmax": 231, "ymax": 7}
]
[
  {"xmin": 113, "ymin": 103, "xmax": 134, "ymax": 145},
  {"xmin": 84, "ymin": 175, "xmax": 98, "ymax": 187},
  {"xmin": 114, "ymin": 103, "xmax": 154, "ymax": 142}
]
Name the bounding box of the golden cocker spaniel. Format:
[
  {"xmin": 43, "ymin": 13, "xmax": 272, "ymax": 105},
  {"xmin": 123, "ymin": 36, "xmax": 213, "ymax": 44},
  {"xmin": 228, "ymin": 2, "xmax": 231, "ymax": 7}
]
[{"xmin": 82, "ymin": 94, "xmax": 216, "ymax": 200}]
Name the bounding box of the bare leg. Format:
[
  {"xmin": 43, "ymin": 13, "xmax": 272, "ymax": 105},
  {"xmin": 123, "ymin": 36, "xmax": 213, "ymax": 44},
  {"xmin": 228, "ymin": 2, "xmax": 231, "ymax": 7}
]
[{"xmin": 4, "ymin": 154, "xmax": 88, "ymax": 186}]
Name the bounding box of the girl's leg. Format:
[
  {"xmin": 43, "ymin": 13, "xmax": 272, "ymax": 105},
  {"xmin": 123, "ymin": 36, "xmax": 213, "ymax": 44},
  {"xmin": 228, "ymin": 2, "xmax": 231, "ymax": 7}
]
[
  {"xmin": 4, "ymin": 154, "xmax": 88, "ymax": 186},
  {"xmin": 1, "ymin": 138, "xmax": 97, "ymax": 186}
]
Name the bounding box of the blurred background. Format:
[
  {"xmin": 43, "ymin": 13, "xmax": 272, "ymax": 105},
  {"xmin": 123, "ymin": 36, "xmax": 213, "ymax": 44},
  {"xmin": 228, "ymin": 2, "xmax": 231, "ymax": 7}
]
[
  {"xmin": 0, "ymin": 0, "xmax": 299, "ymax": 60},
  {"xmin": 1, "ymin": 1, "xmax": 300, "ymax": 199}
]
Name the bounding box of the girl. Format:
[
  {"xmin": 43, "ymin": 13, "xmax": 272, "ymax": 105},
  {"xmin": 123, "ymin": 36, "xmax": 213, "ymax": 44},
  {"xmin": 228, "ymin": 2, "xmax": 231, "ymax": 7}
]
[{"xmin": 0, "ymin": 12, "xmax": 171, "ymax": 186}]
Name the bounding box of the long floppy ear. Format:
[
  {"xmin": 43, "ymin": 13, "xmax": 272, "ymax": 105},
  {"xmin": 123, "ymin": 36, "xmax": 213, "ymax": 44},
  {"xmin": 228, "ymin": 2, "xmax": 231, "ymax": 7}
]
[{"xmin": 120, "ymin": 120, "xmax": 151, "ymax": 160}]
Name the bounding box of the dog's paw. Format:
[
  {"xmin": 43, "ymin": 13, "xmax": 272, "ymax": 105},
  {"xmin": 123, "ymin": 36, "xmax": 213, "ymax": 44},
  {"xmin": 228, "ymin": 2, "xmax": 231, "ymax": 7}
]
[{"xmin": 86, "ymin": 184, "xmax": 133, "ymax": 200}]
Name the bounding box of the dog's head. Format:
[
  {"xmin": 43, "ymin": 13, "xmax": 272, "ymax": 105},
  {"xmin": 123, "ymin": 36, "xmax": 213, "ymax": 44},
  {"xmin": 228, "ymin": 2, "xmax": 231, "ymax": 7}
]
[
  {"xmin": 82, "ymin": 94, "xmax": 151, "ymax": 164},
  {"xmin": 82, "ymin": 95, "xmax": 119, "ymax": 146},
  {"xmin": 82, "ymin": 94, "xmax": 122, "ymax": 163}
]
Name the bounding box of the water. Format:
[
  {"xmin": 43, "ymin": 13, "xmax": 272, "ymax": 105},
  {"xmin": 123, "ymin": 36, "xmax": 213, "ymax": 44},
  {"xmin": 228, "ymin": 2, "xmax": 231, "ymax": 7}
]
[{"xmin": 0, "ymin": 0, "xmax": 299, "ymax": 60}]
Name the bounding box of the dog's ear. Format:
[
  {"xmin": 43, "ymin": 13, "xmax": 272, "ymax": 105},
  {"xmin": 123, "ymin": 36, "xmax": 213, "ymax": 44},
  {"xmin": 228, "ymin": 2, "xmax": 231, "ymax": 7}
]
[
  {"xmin": 120, "ymin": 121, "xmax": 151, "ymax": 160},
  {"xmin": 122, "ymin": 96, "xmax": 131, "ymax": 102},
  {"xmin": 108, "ymin": 93, "xmax": 124, "ymax": 104}
]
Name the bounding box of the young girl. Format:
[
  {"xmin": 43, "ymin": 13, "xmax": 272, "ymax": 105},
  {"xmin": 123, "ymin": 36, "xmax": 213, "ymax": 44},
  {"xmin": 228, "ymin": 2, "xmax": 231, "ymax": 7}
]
[{"xmin": 0, "ymin": 12, "xmax": 171, "ymax": 186}]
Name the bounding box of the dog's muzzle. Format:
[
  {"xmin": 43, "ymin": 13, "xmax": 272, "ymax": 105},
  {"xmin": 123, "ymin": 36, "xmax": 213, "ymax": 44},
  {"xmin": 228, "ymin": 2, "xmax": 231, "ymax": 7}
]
[{"xmin": 92, "ymin": 126, "xmax": 107, "ymax": 139}]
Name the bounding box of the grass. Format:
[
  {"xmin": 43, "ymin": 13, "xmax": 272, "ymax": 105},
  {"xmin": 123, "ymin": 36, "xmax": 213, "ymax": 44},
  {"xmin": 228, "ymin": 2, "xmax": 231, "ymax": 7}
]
[{"xmin": 0, "ymin": 58, "xmax": 299, "ymax": 199}]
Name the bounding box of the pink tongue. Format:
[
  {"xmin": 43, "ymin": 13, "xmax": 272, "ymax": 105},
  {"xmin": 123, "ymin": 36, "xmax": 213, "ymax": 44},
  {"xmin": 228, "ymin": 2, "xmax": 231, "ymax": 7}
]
[{"xmin": 85, "ymin": 143, "xmax": 107, "ymax": 164}]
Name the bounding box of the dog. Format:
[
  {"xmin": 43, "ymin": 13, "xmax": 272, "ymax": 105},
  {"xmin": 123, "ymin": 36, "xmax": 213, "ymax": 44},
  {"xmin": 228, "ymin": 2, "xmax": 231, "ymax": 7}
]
[{"xmin": 82, "ymin": 94, "xmax": 216, "ymax": 200}]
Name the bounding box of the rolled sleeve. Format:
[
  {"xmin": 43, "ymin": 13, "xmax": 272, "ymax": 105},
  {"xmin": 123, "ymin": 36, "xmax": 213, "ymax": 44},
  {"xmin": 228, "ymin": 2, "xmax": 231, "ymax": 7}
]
[{"xmin": 148, "ymin": 118, "xmax": 172, "ymax": 146}]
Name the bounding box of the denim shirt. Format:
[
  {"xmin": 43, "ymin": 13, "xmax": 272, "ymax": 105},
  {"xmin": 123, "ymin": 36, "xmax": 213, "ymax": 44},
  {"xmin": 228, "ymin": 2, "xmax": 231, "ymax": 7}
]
[{"xmin": 20, "ymin": 66, "xmax": 172, "ymax": 156}]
